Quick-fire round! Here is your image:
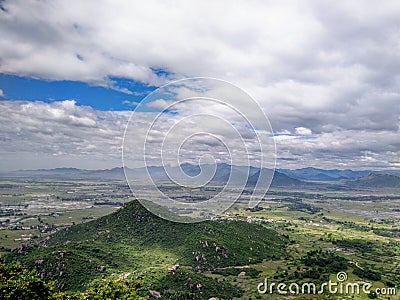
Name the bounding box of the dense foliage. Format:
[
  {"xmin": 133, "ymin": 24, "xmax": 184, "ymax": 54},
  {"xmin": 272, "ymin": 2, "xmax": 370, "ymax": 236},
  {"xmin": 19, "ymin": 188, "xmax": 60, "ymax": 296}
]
[
  {"xmin": 0, "ymin": 258, "xmax": 60, "ymax": 300},
  {"xmin": 302, "ymin": 250, "xmax": 348, "ymax": 273},
  {"xmin": 0, "ymin": 258, "xmax": 145, "ymax": 299},
  {"xmin": 352, "ymin": 266, "xmax": 381, "ymax": 281},
  {"xmin": 6, "ymin": 200, "xmax": 287, "ymax": 295},
  {"xmin": 211, "ymin": 267, "xmax": 260, "ymax": 278},
  {"xmin": 151, "ymin": 268, "xmax": 242, "ymax": 299},
  {"xmin": 80, "ymin": 276, "xmax": 144, "ymax": 300}
]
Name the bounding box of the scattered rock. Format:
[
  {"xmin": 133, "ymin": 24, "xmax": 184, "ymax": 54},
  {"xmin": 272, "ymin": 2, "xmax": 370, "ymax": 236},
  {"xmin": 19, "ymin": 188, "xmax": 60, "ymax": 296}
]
[{"xmin": 149, "ymin": 290, "xmax": 161, "ymax": 298}]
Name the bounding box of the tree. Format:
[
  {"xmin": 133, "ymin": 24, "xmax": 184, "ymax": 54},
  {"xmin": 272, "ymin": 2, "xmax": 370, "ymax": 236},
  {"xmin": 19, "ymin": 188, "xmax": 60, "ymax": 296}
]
[
  {"xmin": 80, "ymin": 277, "xmax": 144, "ymax": 300},
  {"xmin": 0, "ymin": 258, "xmax": 62, "ymax": 300},
  {"xmin": 0, "ymin": 258, "xmax": 144, "ymax": 299}
]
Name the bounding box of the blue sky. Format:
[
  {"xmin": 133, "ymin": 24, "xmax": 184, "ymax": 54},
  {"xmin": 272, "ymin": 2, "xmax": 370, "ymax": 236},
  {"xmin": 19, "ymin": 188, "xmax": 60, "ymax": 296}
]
[{"xmin": 0, "ymin": 74, "xmax": 155, "ymax": 111}]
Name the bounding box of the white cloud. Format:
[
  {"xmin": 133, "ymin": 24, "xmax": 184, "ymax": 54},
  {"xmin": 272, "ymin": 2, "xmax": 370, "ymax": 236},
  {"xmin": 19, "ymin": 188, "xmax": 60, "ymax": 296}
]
[
  {"xmin": 0, "ymin": 1, "xmax": 399, "ymax": 170},
  {"xmin": 146, "ymin": 99, "xmax": 174, "ymax": 110},
  {"xmin": 295, "ymin": 127, "xmax": 312, "ymax": 135},
  {"xmin": 0, "ymin": 89, "xmax": 3, "ymax": 97},
  {"xmin": 1, "ymin": 1, "xmax": 399, "ymax": 91},
  {"xmin": 274, "ymin": 129, "xmax": 400, "ymax": 170},
  {"xmin": 122, "ymin": 100, "xmax": 139, "ymax": 107},
  {"xmin": 0, "ymin": 98, "xmax": 398, "ymax": 171},
  {"xmin": 0, "ymin": 100, "xmax": 130, "ymax": 170}
]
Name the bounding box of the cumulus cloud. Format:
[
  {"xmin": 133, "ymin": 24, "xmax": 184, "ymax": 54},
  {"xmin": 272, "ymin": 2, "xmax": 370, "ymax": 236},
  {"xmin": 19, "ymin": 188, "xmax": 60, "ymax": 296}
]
[
  {"xmin": 146, "ymin": 99, "xmax": 175, "ymax": 110},
  {"xmin": 1, "ymin": 1, "xmax": 399, "ymax": 90},
  {"xmin": 0, "ymin": 100, "xmax": 130, "ymax": 170},
  {"xmin": 274, "ymin": 129, "xmax": 400, "ymax": 170},
  {"xmin": 0, "ymin": 89, "xmax": 3, "ymax": 97},
  {"xmin": 0, "ymin": 1, "xmax": 399, "ymax": 170},
  {"xmin": 0, "ymin": 98, "xmax": 267, "ymax": 171},
  {"xmin": 295, "ymin": 127, "xmax": 312, "ymax": 135},
  {"xmin": 122, "ymin": 100, "xmax": 139, "ymax": 107}
]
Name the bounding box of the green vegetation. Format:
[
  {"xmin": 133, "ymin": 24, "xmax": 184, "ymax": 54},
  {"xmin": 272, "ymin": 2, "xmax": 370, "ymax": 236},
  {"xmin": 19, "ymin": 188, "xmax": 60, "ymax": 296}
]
[
  {"xmin": 0, "ymin": 258, "xmax": 144, "ymax": 299},
  {"xmin": 151, "ymin": 268, "xmax": 242, "ymax": 299},
  {"xmin": 79, "ymin": 276, "xmax": 144, "ymax": 300},
  {"xmin": 287, "ymin": 202, "xmax": 322, "ymax": 214},
  {"xmin": 1, "ymin": 178, "xmax": 399, "ymax": 299},
  {"xmin": 302, "ymin": 250, "xmax": 348, "ymax": 274},
  {"xmin": 6, "ymin": 200, "xmax": 287, "ymax": 298},
  {"xmin": 0, "ymin": 258, "xmax": 60, "ymax": 300},
  {"xmin": 353, "ymin": 265, "xmax": 381, "ymax": 281},
  {"xmin": 212, "ymin": 267, "xmax": 260, "ymax": 278}
]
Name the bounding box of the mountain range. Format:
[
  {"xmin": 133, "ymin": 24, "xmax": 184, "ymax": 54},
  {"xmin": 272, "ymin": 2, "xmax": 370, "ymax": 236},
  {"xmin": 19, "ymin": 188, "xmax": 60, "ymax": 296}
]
[
  {"xmin": 1, "ymin": 164, "xmax": 400, "ymax": 189},
  {"xmin": 277, "ymin": 167, "xmax": 370, "ymax": 181}
]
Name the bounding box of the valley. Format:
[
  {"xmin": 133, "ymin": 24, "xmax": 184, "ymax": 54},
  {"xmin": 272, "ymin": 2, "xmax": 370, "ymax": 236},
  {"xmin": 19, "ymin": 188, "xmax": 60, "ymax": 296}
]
[{"xmin": 0, "ymin": 169, "xmax": 399, "ymax": 299}]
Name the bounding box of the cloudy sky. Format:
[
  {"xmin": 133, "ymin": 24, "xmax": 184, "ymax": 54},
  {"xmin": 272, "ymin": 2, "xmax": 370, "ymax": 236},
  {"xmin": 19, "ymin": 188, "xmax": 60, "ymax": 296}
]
[{"xmin": 0, "ymin": 0, "xmax": 399, "ymax": 171}]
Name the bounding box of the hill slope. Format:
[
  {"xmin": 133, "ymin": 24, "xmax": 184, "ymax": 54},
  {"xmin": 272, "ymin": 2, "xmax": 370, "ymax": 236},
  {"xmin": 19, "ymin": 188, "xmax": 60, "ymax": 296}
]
[
  {"xmin": 278, "ymin": 167, "xmax": 370, "ymax": 181},
  {"xmin": 344, "ymin": 173, "xmax": 400, "ymax": 188},
  {"xmin": 9, "ymin": 200, "xmax": 288, "ymax": 292},
  {"xmin": 247, "ymin": 169, "xmax": 311, "ymax": 188}
]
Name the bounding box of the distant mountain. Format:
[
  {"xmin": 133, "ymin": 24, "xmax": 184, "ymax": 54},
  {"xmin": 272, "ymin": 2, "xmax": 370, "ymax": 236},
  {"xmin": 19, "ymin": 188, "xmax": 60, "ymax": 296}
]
[
  {"xmin": 247, "ymin": 169, "xmax": 310, "ymax": 188},
  {"xmin": 278, "ymin": 167, "xmax": 371, "ymax": 181},
  {"xmin": 2, "ymin": 165, "xmax": 400, "ymax": 189},
  {"xmin": 271, "ymin": 171, "xmax": 309, "ymax": 187},
  {"xmin": 208, "ymin": 163, "xmax": 259, "ymax": 184},
  {"xmin": 129, "ymin": 163, "xmax": 247, "ymax": 184},
  {"xmin": 1, "ymin": 167, "xmax": 126, "ymax": 180},
  {"xmin": 376, "ymin": 170, "xmax": 400, "ymax": 177},
  {"xmin": 180, "ymin": 163, "xmax": 201, "ymax": 176},
  {"xmin": 343, "ymin": 173, "xmax": 400, "ymax": 188}
]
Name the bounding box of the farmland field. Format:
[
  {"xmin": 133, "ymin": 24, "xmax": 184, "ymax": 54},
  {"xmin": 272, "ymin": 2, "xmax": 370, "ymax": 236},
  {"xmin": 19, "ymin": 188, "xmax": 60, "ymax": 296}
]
[{"xmin": 1, "ymin": 178, "xmax": 399, "ymax": 299}]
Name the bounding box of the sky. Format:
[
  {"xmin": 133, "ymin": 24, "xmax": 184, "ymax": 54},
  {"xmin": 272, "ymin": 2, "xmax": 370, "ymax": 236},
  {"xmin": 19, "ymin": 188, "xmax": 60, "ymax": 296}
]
[{"xmin": 0, "ymin": 0, "xmax": 399, "ymax": 171}]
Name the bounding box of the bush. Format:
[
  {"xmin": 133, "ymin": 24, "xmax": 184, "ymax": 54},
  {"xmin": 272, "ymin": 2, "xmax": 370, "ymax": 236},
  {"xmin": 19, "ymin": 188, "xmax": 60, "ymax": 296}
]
[
  {"xmin": 302, "ymin": 250, "xmax": 348, "ymax": 273},
  {"xmin": 0, "ymin": 258, "xmax": 61, "ymax": 300},
  {"xmin": 212, "ymin": 267, "xmax": 260, "ymax": 278},
  {"xmin": 0, "ymin": 258, "xmax": 144, "ymax": 300},
  {"xmin": 80, "ymin": 277, "xmax": 144, "ymax": 300},
  {"xmin": 353, "ymin": 267, "xmax": 381, "ymax": 281},
  {"xmin": 152, "ymin": 268, "xmax": 242, "ymax": 299}
]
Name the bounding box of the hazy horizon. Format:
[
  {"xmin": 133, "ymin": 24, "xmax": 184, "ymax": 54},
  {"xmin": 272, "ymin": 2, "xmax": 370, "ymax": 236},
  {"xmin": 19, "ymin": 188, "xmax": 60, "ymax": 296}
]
[{"xmin": 2, "ymin": 163, "xmax": 399, "ymax": 173}]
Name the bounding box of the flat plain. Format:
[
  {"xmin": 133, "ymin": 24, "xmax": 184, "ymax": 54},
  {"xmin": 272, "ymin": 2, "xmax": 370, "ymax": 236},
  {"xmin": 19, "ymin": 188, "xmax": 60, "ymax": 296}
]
[{"xmin": 1, "ymin": 178, "xmax": 399, "ymax": 299}]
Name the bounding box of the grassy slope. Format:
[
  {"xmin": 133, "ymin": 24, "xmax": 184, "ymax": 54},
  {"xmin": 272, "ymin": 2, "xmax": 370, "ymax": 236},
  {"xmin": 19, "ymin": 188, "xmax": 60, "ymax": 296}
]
[{"xmin": 8, "ymin": 200, "xmax": 288, "ymax": 292}]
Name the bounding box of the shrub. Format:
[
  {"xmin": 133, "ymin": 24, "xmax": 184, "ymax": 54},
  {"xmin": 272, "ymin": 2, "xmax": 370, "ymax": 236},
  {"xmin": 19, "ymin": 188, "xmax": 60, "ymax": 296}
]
[{"xmin": 0, "ymin": 258, "xmax": 61, "ymax": 300}]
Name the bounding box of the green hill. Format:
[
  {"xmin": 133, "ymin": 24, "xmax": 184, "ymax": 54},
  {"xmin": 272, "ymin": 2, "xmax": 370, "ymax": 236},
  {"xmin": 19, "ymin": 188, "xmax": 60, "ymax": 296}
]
[{"xmin": 8, "ymin": 200, "xmax": 288, "ymax": 297}]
